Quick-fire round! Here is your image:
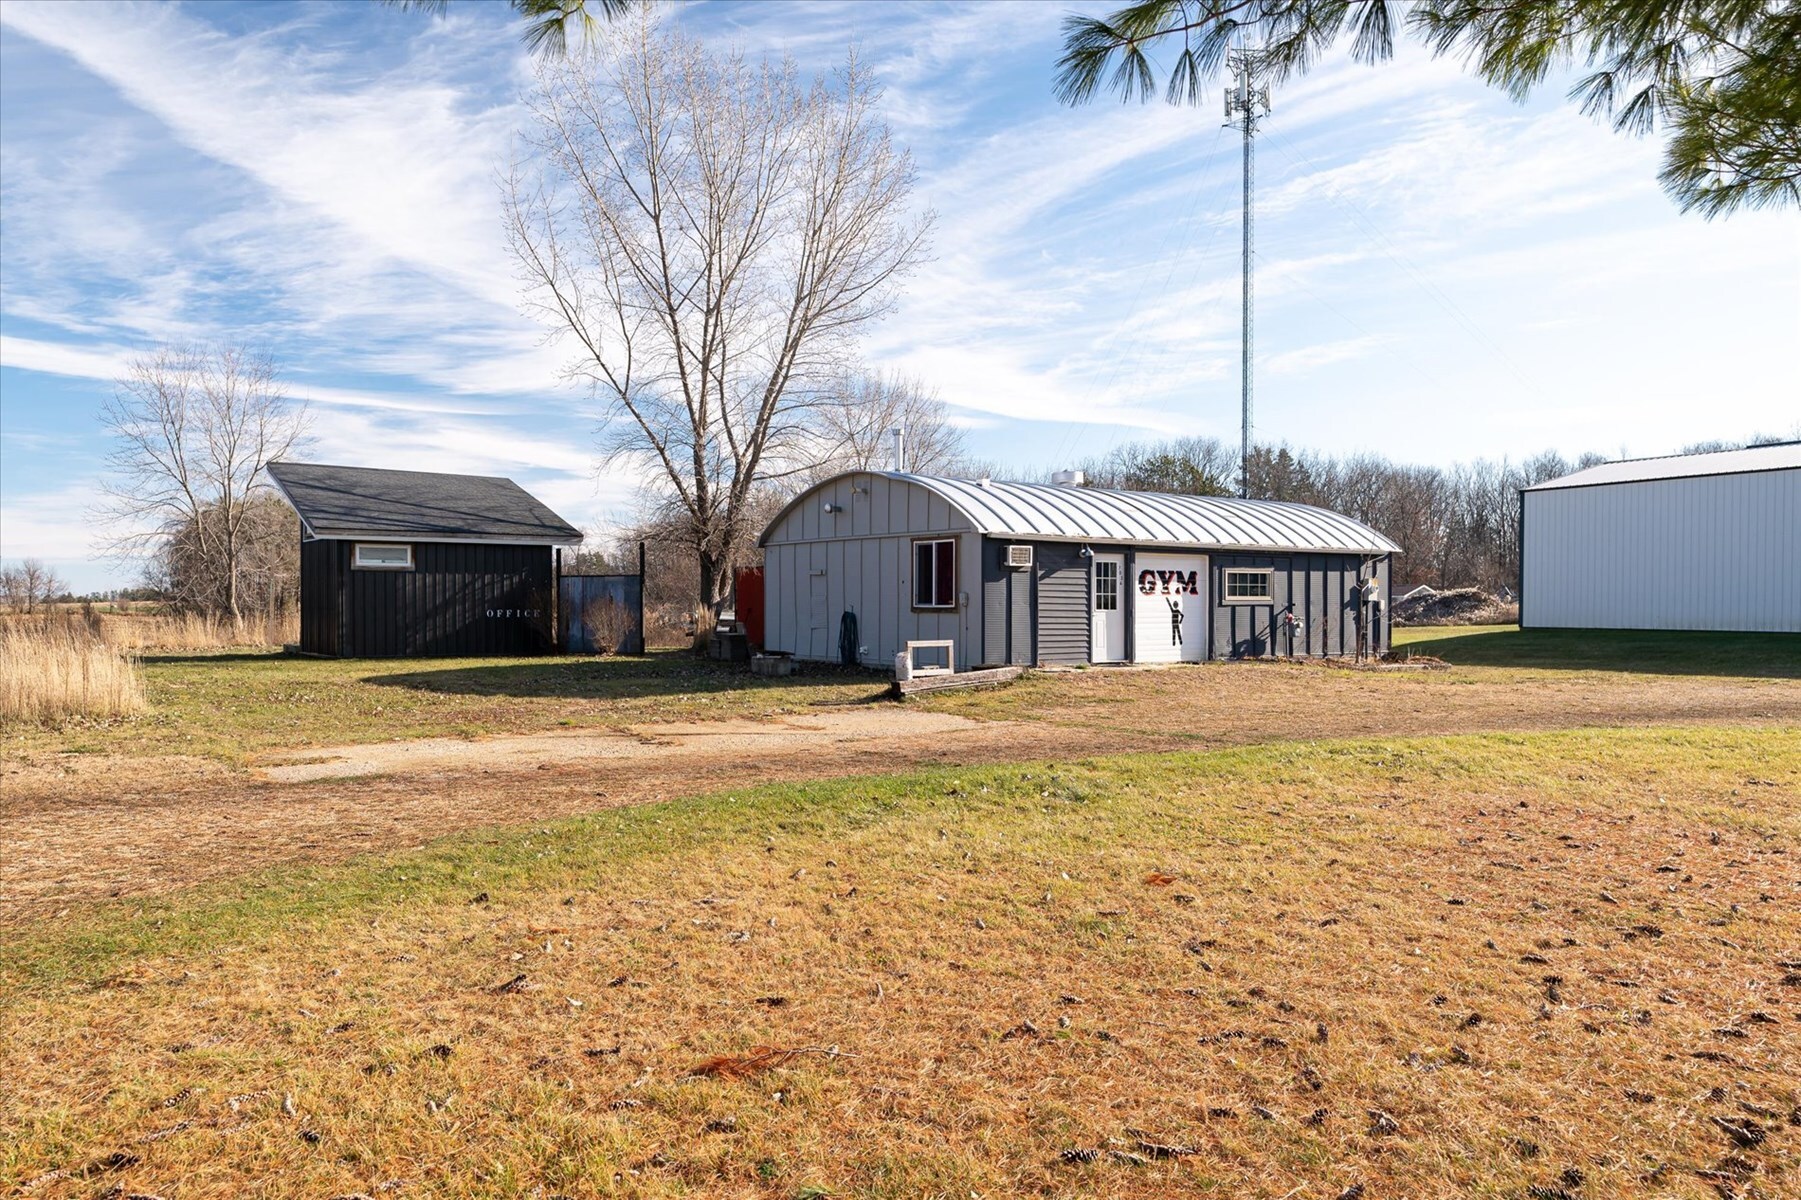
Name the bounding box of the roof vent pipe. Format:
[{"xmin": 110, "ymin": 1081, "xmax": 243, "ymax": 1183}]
[
  {"xmin": 1051, "ymin": 469, "xmax": 1085, "ymax": 487},
  {"xmin": 889, "ymin": 426, "xmax": 906, "ymax": 473}
]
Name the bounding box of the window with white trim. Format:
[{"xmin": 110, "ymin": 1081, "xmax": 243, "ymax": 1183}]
[
  {"xmin": 1093, "ymin": 558, "xmax": 1119, "ymax": 610},
  {"xmin": 353, "ymin": 543, "xmax": 414, "ymax": 570},
  {"xmin": 1223, "ymin": 568, "xmax": 1273, "ymax": 602},
  {"xmin": 912, "ymin": 538, "xmax": 956, "ymax": 609}
]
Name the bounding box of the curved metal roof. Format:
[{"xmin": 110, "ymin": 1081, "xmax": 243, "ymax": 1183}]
[{"xmin": 767, "ymin": 472, "xmax": 1400, "ymax": 555}]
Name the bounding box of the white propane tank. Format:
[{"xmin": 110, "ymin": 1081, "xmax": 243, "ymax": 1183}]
[{"xmin": 894, "ymin": 650, "xmax": 912, "ymax": 682}]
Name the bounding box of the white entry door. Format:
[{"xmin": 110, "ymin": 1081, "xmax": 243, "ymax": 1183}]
[
  {"xmin": 1132, "ymin": 553, "xmax": 1208, "ymax": 663},
  {"xmin": 1091, "ymin": 554, "xmax": 1125, "ymax": 662}
]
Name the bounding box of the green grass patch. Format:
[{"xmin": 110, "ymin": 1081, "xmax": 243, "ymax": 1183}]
[
  {"xmin": 2, "ymin": 649, "xmax": 889, "ymax": 763},
  {"xmin": 1394, "ymin": 623, "xmax": 1801, "ymax": 676}
]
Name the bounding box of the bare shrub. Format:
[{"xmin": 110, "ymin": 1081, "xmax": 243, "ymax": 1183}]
[
  {"xmin": 0, "ymin": 616, "xmax": 145, "ymax": 724},
  {"xmin": 580, "ymin": 597, "xmax": 637, "ymax": 655}
]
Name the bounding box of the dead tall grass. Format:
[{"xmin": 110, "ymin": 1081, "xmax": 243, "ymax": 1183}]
[
  {"xmin": 93, "ymin": 608, "xmax": 297, "ymax": 651},
  {"xmin": 0, "ymin": 618, "xmax": 144, "ymax": 724}
]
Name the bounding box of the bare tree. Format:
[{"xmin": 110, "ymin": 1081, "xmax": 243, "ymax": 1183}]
[
  {"xmin": 813, "ymin": 371, "xmax": 970, "ymax": 477},
  {"xmin": 1076, "ymin": 435, "xmax": 1237, "ymax": 495},
  {"xmin": 99, "ymin": 345, "xmax": 309, "ymax": 623},
  {"xmin": 506, "ymin": 14, "xmax": 930, "ymax": 616},
  {"xmin": 0, "ymin": 559, "xmax": 68, "ymax": 612}
]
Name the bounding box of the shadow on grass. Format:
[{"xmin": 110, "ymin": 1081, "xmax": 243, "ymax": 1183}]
[
  {"xmin": 1398, "ymin": 626, "xmax": 1801, "ymax": 678},
  {"xmin": 363, "ymin": 649, "xmax": 893, "ymax": 702}
]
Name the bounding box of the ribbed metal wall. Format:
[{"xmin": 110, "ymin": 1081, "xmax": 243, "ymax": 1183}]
[
  {"xmin": 1523, "ymin": 469, "xmax": 1800, "ymax": 632},
  {"xmin": 299, "ymin": 540, "xmax": 555, "ymax": 657}
]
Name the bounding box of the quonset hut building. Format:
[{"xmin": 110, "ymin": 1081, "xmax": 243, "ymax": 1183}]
[
  {"xmin": 268, "ymin": 461, "xmax": 582, "ymax": 657},
  {"xmin": 757, "ymin": 471, "xmax": 1399, "ymax": 670}
]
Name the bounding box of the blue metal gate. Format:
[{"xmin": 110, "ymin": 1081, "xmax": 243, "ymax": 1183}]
[{"xmin": 560, "ymin": 574, "xmax": 644, "ymax": 654}]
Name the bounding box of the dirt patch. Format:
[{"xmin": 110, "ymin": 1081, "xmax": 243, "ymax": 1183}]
[
  {"xmin": 6, "ymin": 661, "xmax": 1800, "ymax": 920},
  {"xmin": 255, "ymin": 709, "xmax": 988, "ymax": 783}
]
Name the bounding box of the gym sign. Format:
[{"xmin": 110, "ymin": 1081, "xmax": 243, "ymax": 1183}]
[{"xmin": 1138, "ymin": 569, "xmax": 1200, "ymax": 595}]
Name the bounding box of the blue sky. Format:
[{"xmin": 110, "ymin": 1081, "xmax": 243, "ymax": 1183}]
[{"xmin": 2, "ymin": 0, "xmax": 1796, "ymax": 592}]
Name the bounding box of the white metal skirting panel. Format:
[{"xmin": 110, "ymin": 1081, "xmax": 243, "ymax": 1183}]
[{"xmin": 1522, "ymin": 469, "xmax": 1801, "ymax": 632}]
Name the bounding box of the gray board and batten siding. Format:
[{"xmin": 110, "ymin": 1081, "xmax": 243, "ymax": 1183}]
[
  {"xmin": 270, "ymin": 461, "xmax": 582, "ymax": 658},
  {"xmin": 759, "ymin": 471, "xmax": 1399, "ymax": 670},
  {"xmin": 760, "ymin": 472, "xmax": 984, "ymax": 670}
]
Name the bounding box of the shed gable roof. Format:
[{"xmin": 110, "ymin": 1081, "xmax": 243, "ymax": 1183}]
[
  {"xmin": 266, "ymin": 461, "xmax": 582, "ymax": 543},
  {"xmin": 762, "ymin": 472, "xmax": 1401, "ymax": 555},
  {"xmin": 1523, "ymin": 442, "xmax": 1801, "ymax": 491}
]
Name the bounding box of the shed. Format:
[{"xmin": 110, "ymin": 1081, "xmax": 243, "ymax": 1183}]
[
  {"xmin": 267, "ymin": 461, "xmax": 582, "ymax": 657},
  {"xmin": 1520, "ymin": 442, "xmax": 1801, "ymax": 633},
  {"xmin": 757, "ymin": 471, "xmax": 1399, "ymax": 670}
]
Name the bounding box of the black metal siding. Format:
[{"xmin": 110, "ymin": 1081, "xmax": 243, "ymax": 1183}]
[
  {"xmin": 1035, "ymin": 542, "xmax": 1090, "ymax": 664},
  {"xmin": 298, "ymin": 539, "xmax": 555, "ymax": 657},
  {"xmin": 1210, "ymin": 552, "xmax": 1392, "ymax": 659},
  {"xmin": 299, "ymin": 537, "xmax": 341, "ymax": 655}
]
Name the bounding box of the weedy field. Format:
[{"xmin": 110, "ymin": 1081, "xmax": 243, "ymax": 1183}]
[{"xmin": 3, "ymin": 727, "xmax": 1798, "ymax": 1199}]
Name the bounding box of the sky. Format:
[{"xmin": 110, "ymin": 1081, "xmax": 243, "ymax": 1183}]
[{"xmin": 2, "ymin": 0, "xmax": 1797, "ymax": 593}]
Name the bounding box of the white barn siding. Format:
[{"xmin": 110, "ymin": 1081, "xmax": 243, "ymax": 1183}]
[
  {"xmin": 1522, "ymin": 468, "xmax": 1800, "ymax": 632},
  {"xmin": 763, "ymin": 473, "xmax": 984, "ymax": 669}
]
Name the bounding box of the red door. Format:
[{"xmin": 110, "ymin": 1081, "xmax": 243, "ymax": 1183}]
[{"xmin": 734, "ymin": 566, "xmax": 765, "ymax": 648}]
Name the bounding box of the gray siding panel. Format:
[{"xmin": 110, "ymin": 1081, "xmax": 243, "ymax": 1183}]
[
  {"xmin": 1036, "ymin": 542, "xmax": 1090, "ymax": 664},
  {"xmin": 982, "ymin": 540, "xmax": 1007, "ymax": 668},
  {"xmin": 1009, "ymin": 565, "xmax": 1032, "ymax": 664}
]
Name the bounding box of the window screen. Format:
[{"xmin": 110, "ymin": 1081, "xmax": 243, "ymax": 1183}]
[
  {"xmin": 1224, "ymin": 568, "xmax": 1272, "ymax": 601},
  {"xmin": 913, "ymin": 539, "xmax": 956, "ymax": 608},
  {"xmin": 354, "ymin": 543, "xmax": 414, "ymax": 570},
  {"xmin": 1093, "ymin": 559, "xmax": 1119, "ymax": 610}
]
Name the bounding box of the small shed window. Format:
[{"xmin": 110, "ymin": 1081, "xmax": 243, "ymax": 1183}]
[
  {"xmin": 353, "ymin": 543, "xmax": 414, "ymax": 570},
  {"xmin": 912, "ymin": 538, "xmax": 956, "ymax": 609},
  {"xmin": 1223, "ymin": 568, "xmax": 1273, "ymax": 602}
]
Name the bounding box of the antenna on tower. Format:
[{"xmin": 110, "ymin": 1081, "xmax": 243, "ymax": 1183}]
[{"xmin": 1224, "ymin": 46, "xmax": 1271, "ymax": 500}]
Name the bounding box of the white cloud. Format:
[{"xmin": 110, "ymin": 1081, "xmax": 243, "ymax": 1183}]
[
  {"xmin": 1266, "ymin": 335, "xmax": 1386, "ymax": 377},
  {"xmin": 0, "ymin": 335, "xmax": 133, "ymax": 380}
]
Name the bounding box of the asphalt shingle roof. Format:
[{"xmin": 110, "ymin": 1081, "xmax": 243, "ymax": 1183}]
[{"xmin": 266, "ymin": 461, "xmax": 582, "ymax": 543}]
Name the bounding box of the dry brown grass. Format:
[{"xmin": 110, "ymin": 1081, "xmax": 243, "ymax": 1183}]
[
  {"xmin": 93, "ymin": 608, "xmax": 298, "ymax": 650},
  {"xmin": 3, "ymin": 727, "xmax": 1797, "ymax": 1199},
  {"xmin": 0, "ymin": 618, "xmax": 144, "ymax": 724}
]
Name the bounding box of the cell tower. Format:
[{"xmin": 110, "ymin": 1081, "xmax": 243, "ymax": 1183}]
[{"xmin": 1224, "ymin": 48, "xmax": 1270, "ymax": 500}]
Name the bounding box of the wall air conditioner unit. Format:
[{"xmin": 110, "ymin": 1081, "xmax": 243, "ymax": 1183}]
[{"xmin": 1005, "ymin": 544, "xmax": 1034, "ymax": 569}]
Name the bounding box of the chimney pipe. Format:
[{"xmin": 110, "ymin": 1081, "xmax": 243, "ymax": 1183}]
[{"xmin": 889, "ymin": 426, "xmax": 906, "ymax": 473}]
